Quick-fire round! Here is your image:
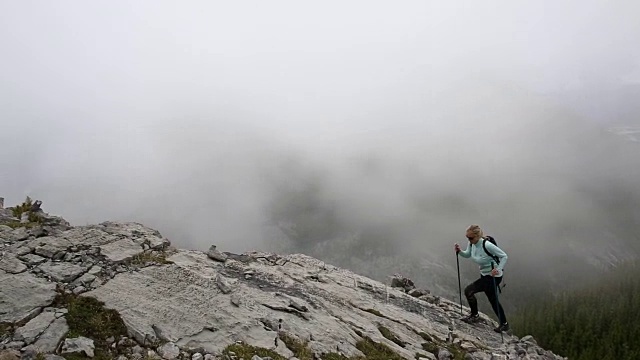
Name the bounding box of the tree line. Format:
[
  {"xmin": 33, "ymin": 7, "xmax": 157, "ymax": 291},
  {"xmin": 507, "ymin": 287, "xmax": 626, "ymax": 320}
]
[{"xmin": 510, "ymin": 259, "xmax": 640, "ymax": 360}]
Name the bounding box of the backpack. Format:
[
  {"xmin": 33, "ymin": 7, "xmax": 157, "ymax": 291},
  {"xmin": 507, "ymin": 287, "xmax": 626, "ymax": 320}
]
[
  {"xmin": 482, "ymin": 235, "xmax": 500, "ymax": 265},
  {"xmin": 482, "ymin": 235, "xmax": 506, "ymax": 292}
]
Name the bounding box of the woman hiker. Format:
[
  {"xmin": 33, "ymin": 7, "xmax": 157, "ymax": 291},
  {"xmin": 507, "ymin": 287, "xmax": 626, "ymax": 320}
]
[{"xmin": 454, "ymin": 224, "xmax": 510, "ymax": 332}]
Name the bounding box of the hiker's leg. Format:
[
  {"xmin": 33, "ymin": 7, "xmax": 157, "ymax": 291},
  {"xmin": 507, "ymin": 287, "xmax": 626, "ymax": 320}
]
[
  {"xmin": 464, "ymin": 278, "xmax": 484, "ymax": 315},
  {"xmin": 483, "ymin": 276, "xmax": 507, "ymax": 323}
]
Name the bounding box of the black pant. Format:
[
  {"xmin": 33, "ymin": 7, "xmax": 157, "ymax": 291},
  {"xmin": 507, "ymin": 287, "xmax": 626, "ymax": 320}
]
[{"xmin": 464, "ymin": 275, "xmax": 507, "ymax": 324}]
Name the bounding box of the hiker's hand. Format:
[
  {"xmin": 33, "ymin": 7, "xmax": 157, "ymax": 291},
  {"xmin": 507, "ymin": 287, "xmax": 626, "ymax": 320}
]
[
  {"xmin": 491, "ymin": 268, "xmax": 499, "ymax": 277},
  {"xmin": 454, "ymin": 243, "xmax": 461, "ymax": 253}
]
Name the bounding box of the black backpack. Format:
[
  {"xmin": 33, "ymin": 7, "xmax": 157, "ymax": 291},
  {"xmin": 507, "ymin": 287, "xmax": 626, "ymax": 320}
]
[
  {"xmin": 482, "ymin": 235, "xmax": 500, "ymax": 265},
  {"xmin": 483, "ymin": 235, "xmax": 506, "ymax": 291}
]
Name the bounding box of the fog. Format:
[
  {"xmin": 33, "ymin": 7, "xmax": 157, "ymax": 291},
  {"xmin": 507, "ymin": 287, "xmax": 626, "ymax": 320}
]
[{"xmin": 2, "ymin": 2, "xmax": 640, "ymax": 298}]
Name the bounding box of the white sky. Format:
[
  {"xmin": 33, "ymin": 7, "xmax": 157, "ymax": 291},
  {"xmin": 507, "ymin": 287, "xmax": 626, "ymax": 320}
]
[{"xmin": 1, "ymin": 1, "xmax": 639, "ymax": 253}]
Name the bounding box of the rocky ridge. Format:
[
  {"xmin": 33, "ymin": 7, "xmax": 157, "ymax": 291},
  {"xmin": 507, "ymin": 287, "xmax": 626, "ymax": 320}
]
[{"xmin": 0, "ymin": 199, "xmax": 565, "ymax": 360}]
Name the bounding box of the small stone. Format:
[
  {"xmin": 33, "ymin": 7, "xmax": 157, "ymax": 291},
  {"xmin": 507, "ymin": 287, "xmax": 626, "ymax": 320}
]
[
  {"xmin": 216, "ymin": 274, "xmax": 232, "ymax": 294},
  {"xmin": 131, "ymin": 345, "xmax": 145, "ymax": 354},
  {"xmin": 73, "ymin": 286, "xmax": 86, "ymax": 295},
  {"xmin": 62, "ymin": 336, "xmax": 95, "ymax": 358},
  {"xmin": 192, "ymin": 353, "xmax": 204, "ymax": 360},
  {"xmin": 18, "ymin": 254, "xmax": 47, "ymax": 266},
  {"xmin": 437, "ymin": 348, "xmax": 452, "ymax": 360},
  {"xmin": 203, "ymin": 355, "xmax": 215, "ymax": 360},
  {"xmin": 15, "ymin": 246, "xmax": 32, "ymax": 256},
  {"xmin": 87, "ymin": 265, "xmax": 102, "ymax": 275},
  {"xmin": 158, "ymin": 342, "xmax": 180, "ymax": 360},
  {"xmin": 2, "ymin": 342, "xmax": 24, "ymax": 351},
  {"xmin": 251, "ymin": 355, "xmax": 263, "ymax": 360},
  {"xmin": 207, "ymin": 245, "xmax": 228, "ymax": 262}
]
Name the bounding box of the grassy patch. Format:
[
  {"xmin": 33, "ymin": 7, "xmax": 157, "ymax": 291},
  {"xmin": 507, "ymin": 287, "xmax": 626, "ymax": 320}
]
[
  {"xmin": 11, "ymin": 196, "xmax": 34, "ymax": 218},
  {"xmin": 321, "ymin": 353, "xmax": 353, "ymax": 360},
  {"xmin": 0, "ymin": 322, "xmax": 12, "ymax": 339},
  {"xmin": 2, "ymin": 220, "xmax": 39, "ymax": 229},
  {"xmin": 421, "ymin": 342, "xmax": 439, "ymax": 354},
  {"xmin": 355, "ymin": 336, "xmax": 405, "ymax": 360},
  {"xmin": 53, "ymin": 291, "xmax": 129, "ymax": 360},
  {"xmin": 279, "ymin": 333, "xmax": 313, "ymax": 360},
  {"xmin": 417, "ymin": 332, "xmax": 433, "ymax": 342},
  {"xmin": 377, "ymin": 326, "xmax": 406, "ymax": 348},
  {"xmin": 128, "ymin": 251, "xmax": 173, "ymax": 266},
  {"xmin": 2, "ymin": 196, "xmax": 43, "ymax": 229},
  {"xmin": 420, "ymin": 338, "xmax": 467, "ymax": 360},
  {"xmin": 223, "ymin": 343, "xmax": 286, "ymax": 360}
]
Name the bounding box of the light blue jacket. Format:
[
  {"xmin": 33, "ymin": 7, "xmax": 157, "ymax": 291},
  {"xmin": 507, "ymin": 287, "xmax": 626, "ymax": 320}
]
[{"xmin": 459, "ymin": 238, "xmax": 508, "ymax": 277}]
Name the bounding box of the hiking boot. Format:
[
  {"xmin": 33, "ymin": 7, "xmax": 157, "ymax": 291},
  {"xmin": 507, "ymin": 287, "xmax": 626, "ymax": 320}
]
[
  {"xmin": 461, "ymin": 313, "xmax": 480, "ymax": 323},
  {"xmin": 494, "ymin": 322, "xmax": 510, "ymax": 332}
]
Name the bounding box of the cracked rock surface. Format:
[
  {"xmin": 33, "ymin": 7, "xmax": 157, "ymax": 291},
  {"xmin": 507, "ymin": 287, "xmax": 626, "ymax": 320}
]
[{"xmin": 1, "ymin": 202, "xmax": 566, "ymax": 360}]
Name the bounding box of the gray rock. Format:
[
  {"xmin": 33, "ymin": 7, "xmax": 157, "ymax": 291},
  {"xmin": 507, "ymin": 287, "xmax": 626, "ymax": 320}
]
[
  {"xmin": 158, "ymin": 342, "xmax": 180, "ymax": 359},
  {"xmin": 34, "ymin": 244, "xmax": 60, "ymax": 259},
  {"xmin": 28, "ymin": 226, "xmax": 46, "ymax": 238},
  {"xmin": 13, "ymin": 310, "xmax": 57, "ymax": 344},
  {"xmin": 88, "ymin": 265, "xmax": 103, "ymax": 275},
  {"xmin": 2, "ymin": 342, "xmax": 25, "ymax": 350},
  {"xmin": 1, "ymin": 215, "xmax": 566, "ymax": 360},
  {"xmin": 0, "ymin": 255, "xmax": 27, "ymax": 274},
  {"xmin": 72, "ymin": 273, "xmax": 96, "ymax": 287},
  {"xmin": 251, "ymin": 355, "xmax": 263, "ymax": 360},
  {"xmin": 62, "ymin": 336, "xmax": 96, "ymax": 358},
  {"xmin": 216, "ymin": 274, "xmax": 232, "ymax": 294},
  {"xmin": 438, "ymin": 348, "xmax": 453, "ymax": 360},
  {"xmin": 9, "ymin": 228, "xmax": 29, "ymax": 242},
  {"xmin": 14, "ymin": 246, "xmax": 32, "ymax": 256},
  {"xmin": 203, "ymin": 355, "xmax": 215, "ymax": 360},
  {"xmin": 28, "ymin": 317, "xmax": 68, "ymax": 354},
  {"xmin": 520, "ymin": 335, "xmax": 536, "ymax": 344},
  {"xmin": 38, "ymin": 261, "xmax": 86, "ymax": 282},
  {"xmin": 0, "ymin": 272, "xmax": 57, "ymax": 323},
  {"xmin": 207, "ymin": 245, "xmax": 227, "ymax": 262},
  {"xmin": 18, "ymin": 253, "xmax": 47, "ymax": 266},
  {"xmin": 99, "ymin": 239, "xmax": 144, "ymax": 263}
]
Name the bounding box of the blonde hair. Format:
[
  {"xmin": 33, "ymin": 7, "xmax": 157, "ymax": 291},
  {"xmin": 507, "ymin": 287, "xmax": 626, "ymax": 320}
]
[{"xmin": 466, "ymin": 224, "xmax": 484, "ymax": 238}]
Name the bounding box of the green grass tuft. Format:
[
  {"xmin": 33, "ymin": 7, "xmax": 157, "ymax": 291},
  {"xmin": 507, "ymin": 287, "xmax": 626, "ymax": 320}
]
[
  {"xmin": 321, "ymin": 353, "xmax": 353, "ymax": 360},
  {"xmin": 279, "ymin": 333, "xmax": 314, "ymax": 360},
  {"xmin": 355, "ymin": 336, "xmax": 405, "ymax": 360},
  {"xmin": 417, "ymin": 332, "xmax": 432, "ymax": 342},
  {"xmin": 54, "ymin": 291, "xmax": 129, "ymax": 360},
  {"xmin": 2, "ymin": 196, "xmax": 43, "ymax": 229},
  {"xmin": 0, "ymin": 322, "xmax": 12, "ymax": 339},
  {"xmin": 128, "ymin": 251, "xmax": 173, "ymax": 266},
  {"xmin": 223, "ymin": 343, "xmax": 287, "ymax": 360},
  {"xmin": 377, "ymin": 326, "xmax": 406, "ymax": 348}
]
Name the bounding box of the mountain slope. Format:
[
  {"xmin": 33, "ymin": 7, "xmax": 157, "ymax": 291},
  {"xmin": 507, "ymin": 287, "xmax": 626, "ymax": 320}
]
[{"xmin": 0, "ymin": 199, "xmax": 564, "ymax": 360}]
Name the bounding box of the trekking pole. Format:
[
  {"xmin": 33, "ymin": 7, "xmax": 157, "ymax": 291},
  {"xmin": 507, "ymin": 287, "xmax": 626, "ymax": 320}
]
[
  {"xmin": 491, "ymin": 263, "xmax": 504, "ymax": 343},
  {"xmin": 456, "ymin": 252, "xmax": 462, "ymax": 317}
]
